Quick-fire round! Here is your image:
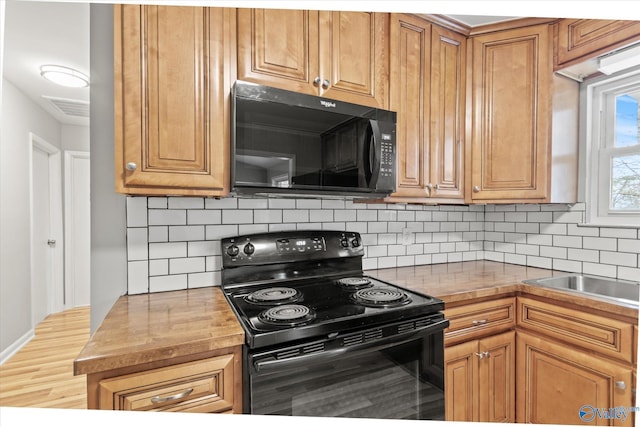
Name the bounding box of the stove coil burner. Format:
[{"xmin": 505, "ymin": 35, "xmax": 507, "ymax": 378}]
[
  {"xmin": 336, "ymin": 277, "xmax": 373, "ymax": 290},
  {"xmin": 258, "ymin": 304, "xmax": 316, "ymax": 326},
  {"xmin": 245, "ymin": 287, "xmax": 301, "ymax": 305},
  {"xmin": 352, "ymin": 288, "xmax": 412, "ymax": 308}
]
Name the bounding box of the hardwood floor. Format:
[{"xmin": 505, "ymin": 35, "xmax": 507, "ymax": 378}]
[{"xmin": 0, "ymin": 307, "xmax": 89, "ymax": 409}]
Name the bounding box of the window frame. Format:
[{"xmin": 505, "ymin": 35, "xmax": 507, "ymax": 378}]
[{"xmin": 583, "ymin": 67, "xmax": 640, "ymax": 227}]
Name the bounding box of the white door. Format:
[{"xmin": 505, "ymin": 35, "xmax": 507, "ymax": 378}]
[
  {"xmin": 64, "ymin": 151, "xmax": 91, "ymax": 307},
  {"xmin": 32, "ymin": 146, "xmax": 53, "ymax": 325},
  {"xmin": 30, "ymin": 133, "xmax": 64, "ymax": 326}
]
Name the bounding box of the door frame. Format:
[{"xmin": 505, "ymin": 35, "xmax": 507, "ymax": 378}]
[
  {"xmin": 29, "ymin": 132, "xmax": 64, "ymax": 322},
  {"xmin": 63, "ymin": 150, "xmax": 90, "ymax": 308}
]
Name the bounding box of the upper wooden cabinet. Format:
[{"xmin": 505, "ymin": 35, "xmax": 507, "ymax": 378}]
[
  {"xmin": 466, "ymin": 24, "xmax": 552, "ymax": 203},
  {"xmin": 555, "ymin": 19, "xmax": 640, "ymax": 70},
  {"xmin": 114, "ymin": 5, "xmax": 233, "ymax": 196},
  {"xmin": 237, "ymin": 9, "xmax": 389, "ymax": 109},
  {"xmin": 385, "ymin": 15, "xmax": 465, "ymax": 203}
]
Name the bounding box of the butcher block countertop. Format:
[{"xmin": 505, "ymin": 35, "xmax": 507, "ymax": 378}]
[
  {"xmin": 74, "ymin": 287, "xmax": 244, "ymax": 375},
  {"xmin": 74, "ymin": 261, "xmax": 638, "ymax": 376}
]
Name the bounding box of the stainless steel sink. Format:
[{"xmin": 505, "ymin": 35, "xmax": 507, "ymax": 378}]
[{"xmin": 523, "ymin": 274, "xmax": 640, "ymax": 308}]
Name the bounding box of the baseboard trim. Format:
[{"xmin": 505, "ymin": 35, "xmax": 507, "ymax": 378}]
[{"xmin": 0, "ymin": 329, "xmax": 35, "ymax": 365}]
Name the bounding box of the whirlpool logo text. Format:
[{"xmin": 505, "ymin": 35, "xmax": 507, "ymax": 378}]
[{"xmin": 579, "ymin": 405, "xmax": 639, "ymax": 423}]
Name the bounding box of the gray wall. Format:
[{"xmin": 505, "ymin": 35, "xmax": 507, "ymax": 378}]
[
  {"xmin": 0, "ymin": 79, "xmax": 62, "ymax": 354},
  {"xmin": 89, "ymin": 4, "xmax": 126, "ymax": 332}
]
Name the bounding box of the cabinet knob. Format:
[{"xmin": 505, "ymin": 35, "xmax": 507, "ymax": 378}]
[
  {"xmin": 426, "ymin": 183, "xmax": 433, "ymax": 191},
  {"xmin": 313, "ymin": 77, "xmax": 330, "ymax": 89},
  {"xmin": 125, "ymin": 162, "xmax": 137, "ymax": 171},
  {"xmin": 313, "ymin": 76, "xmax": 321, "ymax": 86},
  {"xmin": 473, "ymin": 185, "xmax": 480, "ymax": 193},
  {"xmin": 321, "ymin": 79, "xmax": 330, "ymax": 89},
  {"xmin": 475, "ymin": 351, "xmax": 490, "ymax": 359},
  {"xmin": 434, "ymin": 184, "xmax": 440, "ymax": 191},
  {"xmin": 615, "ymin": 381, "xmax": 627, "ymax": 390}
]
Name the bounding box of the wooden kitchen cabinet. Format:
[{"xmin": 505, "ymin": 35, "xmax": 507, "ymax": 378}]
[
  {"xmin": 98, "ymin": 354, "xmax": 236, "ymax": 412},
  {"xmin": 466, "ymin": 24, "xmax": 552, "ymax": 203},
  {"xmin": 517, "ymin": 330, "xmax": 634, "ymax": 426},
  {"xmin": 385, "ymin": 15, "xmax": 465, "ymax": 203},
  {"xmin": 237, "ymin": 8, "xmax": 389, "ymax": 109},
  {"xmin": 114, "ymin": 5, "xmax": 233, "ymax": 196},
  {"xmin": 88, "ymin": 348, "xmax": 242, "ymax": 413},
  {"xmin": 555, "ymin": 19, "xmax": 640, "ymax": 70},
  {"xmin": 444, "ymin": 297, "xmax": 516, "ymax": 346},
  {"xmin": 445, "ymin": 331, "xmax": 515, "ymax": 422}
]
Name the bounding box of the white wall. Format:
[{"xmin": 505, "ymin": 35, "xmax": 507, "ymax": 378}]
[
  {"xmin": 89, "ymin": 4, "xmax": 127, "ymax": 333},
  {"xmin": 0, "ymin": 79, "xmax": 62, "ymax": 354},
  {"xmin": 61, "ymin": 125, "xmax": 90, "ymax": 152}
]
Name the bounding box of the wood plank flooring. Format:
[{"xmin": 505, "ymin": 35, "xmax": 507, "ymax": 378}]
[{"xmin": 0, "ymin": 307, "xmax": 89, "ymax": 409}]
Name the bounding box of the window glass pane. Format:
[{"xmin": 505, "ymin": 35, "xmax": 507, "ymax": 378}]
[
  {"xmin": 611, "ymin": 153, "xmax": 640, "ymax": 210},
  {"xmin": 615, "ymin": 91, "xmax": 639, "ymax": 147}
]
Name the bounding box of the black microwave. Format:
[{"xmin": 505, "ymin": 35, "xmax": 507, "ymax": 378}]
[{"xmin": 231, "ymin": 81, "xmax": 396, "ymax": 198}]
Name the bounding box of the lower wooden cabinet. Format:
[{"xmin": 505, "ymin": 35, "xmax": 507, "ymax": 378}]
[
  {"xmin": 88, "ymin": 349, "xmax": 242, "ymax": 413},
  {"xmin": 445, "ymin": 330, "xmax": 515, "ymax": 422},
  {"xmin": 516, "ymin": 330, "xmax": 634, "ymax": 426}
]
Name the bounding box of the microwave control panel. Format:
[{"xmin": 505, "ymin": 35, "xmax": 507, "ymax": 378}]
[{"xmin": 380, "ymin": 135, "xmax": 394, "ymax": 178}]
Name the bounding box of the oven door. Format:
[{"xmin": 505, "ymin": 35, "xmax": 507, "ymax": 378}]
[{"xmin": 245, "ymin": 317, "xmax": 448, "ymax": 420}]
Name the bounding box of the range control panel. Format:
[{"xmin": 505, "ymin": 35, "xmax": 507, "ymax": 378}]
[{"xmin": 221, "ymin": 230, "xmax": 364, "ymax": 267}]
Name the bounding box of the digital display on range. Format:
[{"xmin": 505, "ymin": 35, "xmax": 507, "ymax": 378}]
[{"xmin": 277, "ymin": 237, "xmax": 325, "ymax": 253}]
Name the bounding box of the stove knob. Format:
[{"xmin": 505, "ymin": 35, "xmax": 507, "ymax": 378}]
[
  {"xmin": 351, "ymin": 238, "xmax": 361, "ymax": 248},
  {"xmin": 244, "ymin": 242, "xmax": 255, "ymax": 255},
  {"xmin": 226, "ymin": 244, "xmax": 239, "ymax": 257},
  {"xmin": 340, "ymin": 238, "xmax": 349, "ymax": 248}
]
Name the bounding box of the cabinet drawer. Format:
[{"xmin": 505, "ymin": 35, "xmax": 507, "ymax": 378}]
[
  {"xmin": 517, "ymin": 296, "xmax": 634, "ymax": 364},
  {"xmin": 444, "ymin": 297, "xmax": 516, "ymax": 345},
  {"xmin": 99, "ymin": 355, "xmax": 235, "ymax": 412}
]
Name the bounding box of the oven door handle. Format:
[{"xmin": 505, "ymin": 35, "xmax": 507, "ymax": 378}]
[{"xmin": 252, "ymin": 318, "xmax": 449, "ymax": 374}]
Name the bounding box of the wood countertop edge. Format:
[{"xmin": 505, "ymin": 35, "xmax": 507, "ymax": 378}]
[{"xmin": 74, "ymin": 332, "xmax": 245, "ymax": 375}]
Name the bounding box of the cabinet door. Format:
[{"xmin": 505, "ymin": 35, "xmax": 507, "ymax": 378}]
[
  {"xmin": 236, "ymin": 9, "xmax": 319, "ymax": 95},
  {"xmin": 115, "ymin": 5, "xmax": 231, "ymax": 196},
  {"xmin": 444, "ymin": 340, "xmax": 477, "ymax": 421},
  {"xmin": 555, "ymin": 19, "xmax": 640, "ymax": 69},
  {"xmin": 98, "ymin": 355, "xmax": 236, "ymax": 413},
  {"xmin": 319, "ymin": 11, "xmax": 389, "ymax": 108},
  {"xmin": 517, "ymin": 331, "xmax": 634, "ymax": 426},
  {"xmin": 478, "ymin": 331, "xmax": 515, "ymax": 423},
  {"xmin": 468, "ymin": 24, "xmax": 551, "ymax": 203},
  {"xmin": 388, "ymin": 14, "xmax": 431, "ymax": 199},
  {"xmin": 430, "ymin": 25, "xmax": 465, "ymax": 200}
]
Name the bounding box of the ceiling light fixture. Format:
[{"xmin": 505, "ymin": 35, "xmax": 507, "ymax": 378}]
[{"xmin": 40, "ymin": 65, "xmax": 89, "ymax": 88}]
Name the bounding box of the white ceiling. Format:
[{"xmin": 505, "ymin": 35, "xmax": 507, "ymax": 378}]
[
  {"xmin": 3, "ymin": 0, "xmax": 89, "ymax": 126},
  {"xmin": 1, "ymin": 2, "xmax": 515, "ymax": 128}
]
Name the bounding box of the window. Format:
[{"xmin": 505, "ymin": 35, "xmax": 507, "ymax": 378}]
[{"xmin": 586, "ymin": 69, "xmax": 640, "ymax": 226}]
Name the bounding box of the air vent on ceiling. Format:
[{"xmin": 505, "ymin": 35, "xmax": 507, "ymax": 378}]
[{"xmin": 42, "ymin": 96, "xmax": 90, "ymax": 118}]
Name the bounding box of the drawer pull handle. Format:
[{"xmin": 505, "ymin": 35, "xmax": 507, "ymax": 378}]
[
  {"xmin": 150, "ymin": 387, "xmax": 194, "ymax": 404},
  {"xmin": 472, "ymin": 319, "xmax": 488, "ymax": 326}
]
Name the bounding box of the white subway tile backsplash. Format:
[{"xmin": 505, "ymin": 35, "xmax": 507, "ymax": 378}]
[
  {"xmin": 149, "ymin": 242, "xmax": 187, "ymax": 259},
  {"xmin": 583, "ymin": 237, "xmax": 617, "ymax": 251},
  {"xmin": 206, "ymin": 197, "xmax": 238, "ymax": 209},
  {"xmin": 169, "ymin": 225, "xmax": 205, "ymax": 242},
  {"xmin": 150, "ymin": 275, "xmax": 187, "ymax": 292},
  {"xmin": 149, "ymin": 259, "xmax": 168, "ymax": 276},
  {"xmin": 168, "ymin": 197, "xmax": 204, "ymax": 210},
  {"xmin": 583, "ymin": 262, "xmax": 617, "ymax": 278},
  {"xmin": 148, "ymin": 197, "xmax": 167, "ymax": 209},
  {"xmin": 619, "ymin": 239, "xmax": 640, "ymax": 253},
  {"xmin": 188, "ymin": 272, "xmax": 217, "ymax": 288},
  {"xmin": 127, "ymin": 228, "xmax": 148, "ymax": 261},
  {"xmin": 170, "ymin": 257, "xmax": 205, "ymax": 275},
  {"xmin": 127, "ymin": 197, "xmax": 638, "ymax": 293},
  {"xmin": 187, "ymin": 210, "xmax": 222, "ymax": 225},
  {"xmin": 149, "ymin": 209, "xmax": 186, "ymax": 226},
  {"xmin": 148, "ymin": 226, "xmax": 168, "ymax": 243},
  {"xmin": 127, "ymin": 261, "xmax": 149, "ymax": 294},
  {"xmin": 206, "ymin": 225, "xmax": 238, "ymax": 240},
  {"xmin": 617, "ymin": 266, "xmax": 640, "ymax": 282},
  {"xmin": 126, "ymin": 197, "xmax": 147, "ymax": 227}
]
